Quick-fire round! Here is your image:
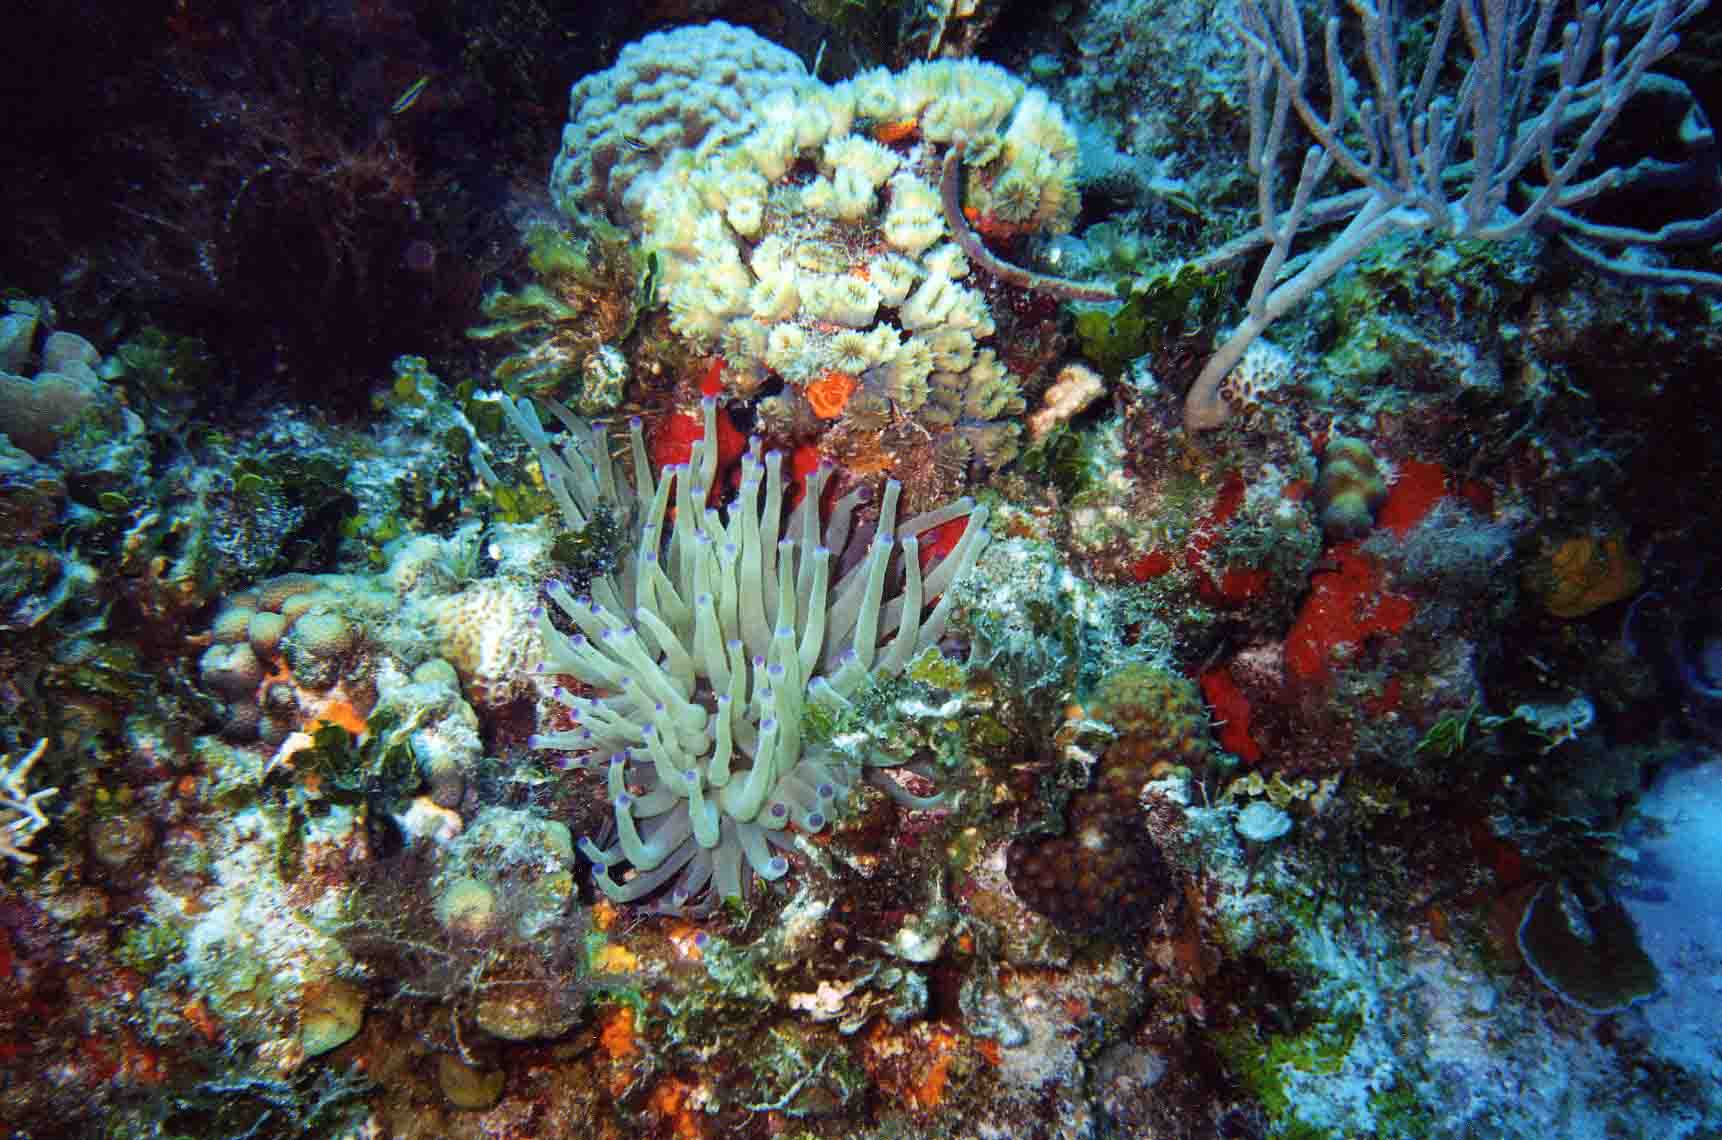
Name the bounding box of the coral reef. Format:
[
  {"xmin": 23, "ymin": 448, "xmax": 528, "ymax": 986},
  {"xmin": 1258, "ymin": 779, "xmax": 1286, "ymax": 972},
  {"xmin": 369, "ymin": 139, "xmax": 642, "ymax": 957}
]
[
  {"xmin": 1025, "ymin": 360, "xmax": 1105, "ymax": 440},
  {"xmin": 466, "ymin": 218, "xmax": 648, "ymax": 414},
  {"xmin": 550, "ymin": 22, "xmax": 816, "ymax": 227},
  {"xmin": 0, "ymin": 321, "xmax": 113, "ymax": 459},
  {"xmin": 201, "ymin": 572, "xmax": 379, "ymax": 747},
  {"xmin": 2, "ymin": 7, "xmax": 1722, "ymax": 1140},
  {"xmin": 1005, "ymin": 738, "xmax": 1184, "ymax": 937},
  {"xmin": 1517, "ymin": 879, "xmax": 1660, "ymax": 1015},
  {"xmin": 1524, "ymin": 530, "xmax": 1644, "ymax": 619}
]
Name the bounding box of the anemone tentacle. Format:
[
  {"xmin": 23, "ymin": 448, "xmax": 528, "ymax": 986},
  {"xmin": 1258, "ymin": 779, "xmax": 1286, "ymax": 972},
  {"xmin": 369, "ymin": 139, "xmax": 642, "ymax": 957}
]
[{"xmin": 509, "ymin": 393, "xmax": 987, "ymax": 910}]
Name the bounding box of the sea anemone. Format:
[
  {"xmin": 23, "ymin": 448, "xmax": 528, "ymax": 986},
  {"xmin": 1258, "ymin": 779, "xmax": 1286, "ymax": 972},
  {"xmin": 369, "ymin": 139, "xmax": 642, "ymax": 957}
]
[{"xmin": 502, "ymin": 396, "xmax": 989, "ymax": 910}]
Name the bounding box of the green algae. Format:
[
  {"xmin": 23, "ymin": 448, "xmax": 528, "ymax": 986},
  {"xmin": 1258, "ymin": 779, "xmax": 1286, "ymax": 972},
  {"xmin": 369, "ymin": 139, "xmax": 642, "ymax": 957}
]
[
  {"xmin": 115, "ymin": 917, "xmax": 188, "ymax": 978},
  {"xmin": 1215, "ymin": 1009, "xmax": 1365, "ymax": 1140},
  {"xmin": 906, "ymin": 645, "xmax": 967, "ymax": 692},
  {"xmin": 1016, "ymin": 423, "xmax": 1092, "ymax": 500},
  {"xmin": 1073, "ymin": 262, "xmax": 1230, "ymax": 376}
]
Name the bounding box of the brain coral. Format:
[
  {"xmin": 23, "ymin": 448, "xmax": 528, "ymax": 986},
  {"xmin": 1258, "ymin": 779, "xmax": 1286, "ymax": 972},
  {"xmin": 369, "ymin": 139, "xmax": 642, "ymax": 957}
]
[
  {"xmin": 549, "ymin": 21, "xmax": 815, "ymax": 225},
  {"xmin": 504, "ymin": 395, "xmax": 989, "ymax": 910}
]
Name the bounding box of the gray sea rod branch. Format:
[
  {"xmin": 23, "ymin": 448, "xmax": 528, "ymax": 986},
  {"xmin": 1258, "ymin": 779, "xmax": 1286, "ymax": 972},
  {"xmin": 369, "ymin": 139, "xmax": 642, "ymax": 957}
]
[
  {"xmin": 939, "ymin": 140, "xmax": 1121, "ymax": 303},
  {"xmin": 1190, "ymin": 76, "xmax": 1720, "ymax": 276},
  {"xmin": 1183, "ymin": 0, "xmax": 1710, "ymax": 432}
]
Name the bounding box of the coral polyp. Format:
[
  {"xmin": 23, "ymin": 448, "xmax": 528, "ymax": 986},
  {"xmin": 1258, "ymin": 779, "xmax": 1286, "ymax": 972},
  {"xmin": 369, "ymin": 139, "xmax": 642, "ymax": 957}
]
[{"xmin": 506, "ymin": 395, "xmax": 988, "ymax": 908}]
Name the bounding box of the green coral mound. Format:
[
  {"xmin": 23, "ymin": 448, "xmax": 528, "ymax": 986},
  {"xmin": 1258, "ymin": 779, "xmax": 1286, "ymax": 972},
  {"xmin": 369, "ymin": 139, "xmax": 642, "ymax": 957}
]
[{"xmin": 507, "ymin": 395, "xmax": 989, "ymax": 909}]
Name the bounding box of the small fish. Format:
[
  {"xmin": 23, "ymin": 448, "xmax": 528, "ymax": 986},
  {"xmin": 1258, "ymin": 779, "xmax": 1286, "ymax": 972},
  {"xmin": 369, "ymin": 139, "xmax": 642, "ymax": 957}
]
[{"xmin": 391, "ymin": 75, "xmax": 432, "ymax": 115}]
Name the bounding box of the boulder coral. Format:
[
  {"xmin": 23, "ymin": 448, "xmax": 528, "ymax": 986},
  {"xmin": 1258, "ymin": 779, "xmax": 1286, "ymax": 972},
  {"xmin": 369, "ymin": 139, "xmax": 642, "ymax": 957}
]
[{"xmin": 550, "ymin": 21, "xmax": 1091, "ymax": 496}]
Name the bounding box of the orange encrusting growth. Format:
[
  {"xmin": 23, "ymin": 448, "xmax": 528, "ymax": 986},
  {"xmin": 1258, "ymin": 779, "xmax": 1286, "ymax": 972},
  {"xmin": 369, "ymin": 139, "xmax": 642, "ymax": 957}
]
[
  {"xmin": 591, "ymin": 942, "xmax": 640, "ymax": 973},
  {"xmin": 596, "ymin": 1002, "xmax": 641, "ymax": 1099},
  {"xmin": 307, "ymin": 692, "xmax": 369, "ymax": 737},
  {"xmin": 788, "ymin": 443, "xmax": 824, "ymax": 509},
  {"xmin": 182, "ymin": 997, "xmax": 221, "ymax": 1043},
  {"xmin": 862, "ymin": 1020, "xmax": 964, "ymax": 1112},
  {"xmin": 1285, "ymin": 543, "xmax": 1416, "ymax": 681},
  {"xmin": 647, "ymin": 1077, "xmax": 707, "ymax": 1140},
  {"xmin": 1285, "ymin": 458, "xmax": 1448, "ymax": 681},
  {"xmin": 1199, "ymin": 666, "xmax": 1263, "ymax": 763},
  {"xmin": 652, "ymin": 359, "xmax": 748, "ymax": 496},
  {"xmin": 597, "ymin": 1005, "xmax": 639, "ymax": 1062},
  {"xmin": 663, "ymin": 920, "xmax": 705, "ymax": 961},
  {"xmin": 1375, "ymin": 458, "xmax": 1449, "ymax": 536},
  {"xmin": 871, "ymin": 118, "xmax": 919, "ymax": 144},
  {"xmin": 1538, "ymin": 533, "xmax": 1642, "ymax": 618},
  {"xmin": 806, "ymin": 369, "xmax": 859, "ymax": 419},
  {"xmin": 963, "ymin": 205, "xmax": 1027, "ymax": 243},
  {"xmin": 697, "ymin": 356, "xmax": 725, "ymax": 397},
  {"xmin": 918, "ymin": 516, "xmax": 970, "ymax": 571},
  {"xmin": 1182, "ymin": 471, "xmax": 1271, "ymax": 604}
]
